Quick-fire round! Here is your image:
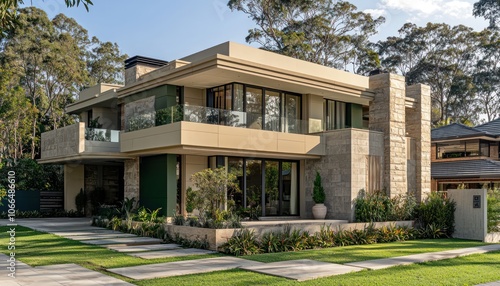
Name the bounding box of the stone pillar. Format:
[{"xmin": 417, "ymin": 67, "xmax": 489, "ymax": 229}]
[
  {"xmin": 369, "ymin": 73, "xmax": 407, "ymax": 197},
  {"xmin": 406, "ymin": 84, "xmax": 431, "ymax": 201},
  {"xmin": 124, "ymin": 157, "xmax": 140, "ymax": 201},
  {"xmin": 64, "ymin": 164, "xmax": 84, "ymax": 211}
]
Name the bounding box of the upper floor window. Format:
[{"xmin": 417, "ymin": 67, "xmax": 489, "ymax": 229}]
[
  {"xmin": 323, "ymin": 99, "xmax": 352, "ymax": 131},
  {"xmin": 207, "ymin": 83, "xmax": 302, "ymax": 133},
  {"xmin": 436, "ymin": 140, "xmax": 490, "ymax": 159}
]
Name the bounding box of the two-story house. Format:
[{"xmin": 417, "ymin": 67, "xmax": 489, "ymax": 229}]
[
  {"xmin": 40, "ymin": 42, "xmax": 431, "ymax": 221},
  {"xmin": 431, "ymin": 119, "xmax": 500, "ymax": 191}
]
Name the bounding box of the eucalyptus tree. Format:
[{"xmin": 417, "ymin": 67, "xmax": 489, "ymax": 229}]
[
  {"xmin": 473, "ymin": 0, "xmax": 500, "ymax": 30},
  {"xmin": 228, "ymin": 0, "xmax": 384, "ymax": 73},
  {"xmin": 377, "ymin": 23, "xmax": 482, "ymax": 125}
]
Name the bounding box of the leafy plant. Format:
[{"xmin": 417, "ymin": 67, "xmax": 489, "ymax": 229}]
[
  {"xmin": 415, "ymin": 193, "xmax": 456, "ymax": 237},
  {"xmin": 219, "ymin": 229, "xmax": 261, "ymax": 256},
  {"xmin": 312, "ymin": 171, "xmax": 325, "ymax": 204},
  {"xmin": 186, "ymin": 187, "xmax": 195, "ymax": 213},
  {"xmin": 487, "ymin": 188, "xmax": 500, "ymax": 232},
  {"xmin": 354, "ymin": 189, "xmax": 417, "ymax": 222}
]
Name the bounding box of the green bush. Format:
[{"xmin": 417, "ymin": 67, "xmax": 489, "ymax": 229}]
[
  {"xmin": 354, "ymin": 190, "xmax": 416, "ymax": 222},
  {"xmin": 75, "ymin": 188, "xmax": 87, "ymax": 215},
  {"xmin": 221, "ymin": 224, "xmax": 416, "ymax": 256},
  {"xmin": 312, "ymin": 171, "xmax": 325, "ymax": 204},
  {"xmin": 487, "ymin": 188, "xmax": 500, "ymax": 233},
  {"xmin": 0, "ymin": 158, "xmax": 63, "ymax": 192},
  {"xmin": 415, "ymin": 193, "xmax": 456, "ymax": 237}
]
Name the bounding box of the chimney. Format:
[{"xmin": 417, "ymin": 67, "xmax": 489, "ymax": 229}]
[{"xmin": 124, "ymin": 56, "xmax": 168, "ymax": 86}]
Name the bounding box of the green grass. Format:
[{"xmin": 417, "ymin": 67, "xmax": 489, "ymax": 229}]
[
  {"xmin": 138, "ymin": 251, "xmax": 500, "ymax": 286},
  {"xmin": 1, "ymin": 226, "xmax": 498, "ymax": 286},
  {"xmin": 243, "ymin": 238, "xmax": 487, "ymax": 264}
]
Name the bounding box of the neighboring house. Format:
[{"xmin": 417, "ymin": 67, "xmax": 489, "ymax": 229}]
[
  {"xmin": 39, "ymin": 42, "xmax": 431, "ymax": 221},
  {"xmin": 431, "ymin": 119, "xmax": 500, "ymax": 191}
]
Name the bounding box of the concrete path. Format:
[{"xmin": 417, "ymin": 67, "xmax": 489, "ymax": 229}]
[
  {"xmin": 0, "ymin": 254, "xmax": 132, "ymax": 286},
  {"xmin": 129, "ymin": 248, "xmax": 216, "ymax": 259},
  {"xmin": 106, "ymin": 243, "xmax": 182, "ymax": 253},
  {"xmin": 109, "ymin": 257, "xmax": 264, "ymax": 280},
  {"xmin": 346, "ymin": 244, "xmax": 500, "ymax": 270},
  {"xmin": 241, "ymin": 259, "xmax": 363, "ymax": 282},
  {"xmin": 477, "ymin": 282, "xmax": 500, "ymax": 286}
]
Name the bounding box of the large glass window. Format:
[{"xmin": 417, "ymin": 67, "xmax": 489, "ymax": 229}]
[
  {"xmin": 207, "ymin": 83, "xmax": 301, "ymax": 133},
  {"xmin": 246, "ymin": 160, "xmax": 263, "ymax": 212}
]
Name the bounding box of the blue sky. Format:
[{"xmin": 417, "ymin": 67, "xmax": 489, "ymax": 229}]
[{"xmin": 29, "ymin": 0, "xmax": 489, "ymax": 61}]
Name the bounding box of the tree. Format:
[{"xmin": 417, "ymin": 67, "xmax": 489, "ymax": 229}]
[
  {"xmin": 0, "ymin": 7, "xmax": 126, "ymax": 159},
  {"xmin": 190, "ymin": 167, "xmax": 241, "ymax": 220},
  {"xmin": 474, "ymin": 30, "xmax": 500, "ymax": 122},
  {"xmin": 228, "ymin": 0, "xmax": 384, "ymax": 73},
  {"xmin": 377, "ymin": 23, "xmax": 482, "ymax": 125},
  {"xmin": 0, "ymin": 0, "xmax": 93, "ymax": 35},
  {"xmin": 473, "ymin": 0, "xmax": 500, "ymax": 30}
]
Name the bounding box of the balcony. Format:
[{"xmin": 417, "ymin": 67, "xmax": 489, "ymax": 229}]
[
  {"xmin": 124, "ymin": 104, "xmax": 313, "ymax": 134},
  {"xmin": 121, "ymin": 105, "xmax": 324, "ymax": 159},
  {"xmin": 40, "ymin": 122, "xmax": 129, "ymax": 163}
]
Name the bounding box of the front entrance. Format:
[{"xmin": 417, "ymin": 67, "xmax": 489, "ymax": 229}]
[{"xmin": 211, "ymin": 157, "xmax": 299, "ymax": 216}]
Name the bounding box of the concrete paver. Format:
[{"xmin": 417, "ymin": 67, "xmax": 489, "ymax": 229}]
[
  {"xmin": 477, "ymin": 282, "xmax": 500, "ymax": 286},
  {"xmin": 107, "ymin": 243, "xmax": 182, "ymax": 253},
  {"xmin": 108, "ymin": 257, "xmax": 264, "ymax": 280},
  {"xmin": 129, "ymin": 248, "xmax": 216, "ymax": 259},
  {"xmin": 241, "ymin": 259, "xmax": 363, "ymax": 281},
  {"xmin": 82, "ymin": 236, "xmax": 163, "ymax": 245},
  {"xmin": 346, "ymin": 244, "xmax": 500, "ymax": 270},
  {"xmin": 0, "ymin": 254, "xmax": 132, "ymax": 286},
  {"xmin": 62, "ymin": 233, "xmax": 137, "ymax": 240}
]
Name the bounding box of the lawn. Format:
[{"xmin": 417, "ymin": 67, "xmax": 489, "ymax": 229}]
[{"xmin": 1, "ymin": 226, "xmax": 498, "ymax": 286}]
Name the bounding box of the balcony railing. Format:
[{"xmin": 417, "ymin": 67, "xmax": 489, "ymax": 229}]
[{"xmin": 125, "ymin": 104, "xmax": 311, "ymax": 134}]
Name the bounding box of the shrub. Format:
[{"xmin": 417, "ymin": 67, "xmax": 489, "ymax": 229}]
[
  {"xmin": 354, "ymin": 189, "xmax": 417, "ymax": 222},
  {"xmin": 312, "ymin": 171, "xmax": 325, "ymax": 204},
  {"xmin": 219, "ymin": 229, "xmax": 261, "ymax": 256},
  {"xmin": 75, "ymin": 188, "xmax": 87, "ymax": 215},
  {"xmin": 415, "ymin": 193, "xmax": 456, "ymax": 237},
  {"xmin": 487, "ymin": 188, "xmax": 500, "ymax": 233}
]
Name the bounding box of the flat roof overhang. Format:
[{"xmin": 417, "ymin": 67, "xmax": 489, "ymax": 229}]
[
  {"xmin": 120, "ymin": 121, "xmax": 324, "ymax": 160},
  {"xmin": 118, "ymin": 55, "xmax": 375, "ymax": 106},
  {"xmin": 38, "ymin": 153, "xmax": 134, "ymax": 164},
  {"xmin": 66, "ymin": 90, "xmax": 119, "ymax": 114}
]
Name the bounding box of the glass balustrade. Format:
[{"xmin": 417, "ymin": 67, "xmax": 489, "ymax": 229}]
[
  {"xmin": 125, "ymin": 104, "xmax": 312, "ymax": 134},
  {"xmin": 85, "ymin": 128, "xmax": 120, "ymax": 142}
]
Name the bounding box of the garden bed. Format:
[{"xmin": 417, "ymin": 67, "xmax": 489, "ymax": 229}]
[{"xmin": 166, "ymin": 224, "xmax": 238, "ymax": 251}]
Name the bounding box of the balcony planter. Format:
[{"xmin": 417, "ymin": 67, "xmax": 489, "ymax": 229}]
[{"xmin": 312, "ymin": 171, "xmax": 327, "ymax": 219}]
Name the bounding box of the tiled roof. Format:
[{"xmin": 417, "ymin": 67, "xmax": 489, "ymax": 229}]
[
  {"xmin": 475, "ymin": 117, "xmax": 500, "ymax": 136},
  {"xmin": 431, "ymin": 123, "xmax": 489, "ymax": 140},
  {"xmin": 431, "ymin": 159, "xmax": 500, "ymax": 179}
]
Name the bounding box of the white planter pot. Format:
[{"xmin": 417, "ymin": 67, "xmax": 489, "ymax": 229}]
[{"xmin": 312, "ymin": 203, "xmax": 327, "ymax": 219}]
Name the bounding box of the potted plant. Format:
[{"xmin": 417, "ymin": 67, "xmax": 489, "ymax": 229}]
[{"xmin": 312, "ymin": 171, "xmax": 327, "ymax": 219}]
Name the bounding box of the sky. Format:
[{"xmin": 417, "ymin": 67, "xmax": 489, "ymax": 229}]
[{"xmin": 27, "ymin": 0, "xmax": 490, "ymax": 61}]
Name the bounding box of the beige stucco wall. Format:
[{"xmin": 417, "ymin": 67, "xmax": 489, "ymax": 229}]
[
  {"xmin": 79, "ymin": 83, "xmax": 121, "ymax": 101},
  {"xmin": 41, "ymin": 123, "xmax": 84, "ymax": 159},
  {"xmin": 184, "ymin": 87, "xmax": 204, "ymax": 106},
  {"xmin": 448, "ymin": 189, "xmax": 487, "ymax": 241},
  {"xmin": 64, "ymin": 164, "xmax": 84, "ymax": 211},
  {"xmin": 304, "ymin": 128, "xmax": 384, "ymax": 221},
  {"xmin": 120, "ymin": 121, "xmax": 324, "ymax": 159},
  {"xmin": 307, "ymin": 94, "xmax": 324, "ymax": 133}
]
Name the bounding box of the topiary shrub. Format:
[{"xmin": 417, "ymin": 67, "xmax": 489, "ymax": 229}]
[{"xmin": 312, "ymin": 171, "xmax": 325, "ymax": 204}]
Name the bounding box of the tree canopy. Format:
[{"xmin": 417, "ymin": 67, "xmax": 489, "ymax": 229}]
[{"xmin": 0, "ymin": 7, "xmax": 126, "ymax": 161}]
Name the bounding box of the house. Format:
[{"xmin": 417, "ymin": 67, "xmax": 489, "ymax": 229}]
[
  {"xmin": 431, "ymin": 119, "xmax": 500, "ymax": 191},
  {"xmin": 39, "ymin": 41, "xmax": 431, "ymax": 221}
]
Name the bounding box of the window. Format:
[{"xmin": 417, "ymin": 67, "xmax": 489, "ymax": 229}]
[
  {"xmin": 323, "ymin": 99, "xmax": 350, "ymax": 130},
  {"xmin": 436, "ymin": 140, "xmax": 490, "ymax": 159},
  {"xmin": 207, "ymin": 83, "xmax": 302, "ymax": 133}
]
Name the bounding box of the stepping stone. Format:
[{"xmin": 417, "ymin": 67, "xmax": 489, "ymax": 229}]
[
  {"xmin": 82, "ymin": 236, "xmax": 163, "ymax": 245},
  {"xmin": 476, "ymin": 281, "xmax": 500, "ymax": 286},
  {"xmin": 346, "ymin": 244, "xmax": 500, "ymax": 270},
  {"xmin": 107, "ymin": 243, "xmax": 182, "ymax": 253},
  {"xmin": 108, "ymin": 257, "xmax": 264, "ymax": 280},
  {"xmin": 130, "ymin": 248, "xmax": 216, "ymax": 259},
  {"xmin": 241, "ymin": 259, "xmax": 363, "ymax": 282},
  {"xmin": 52, "ymin": 229, "xmax": 127, "ymax": 236},
  {"xmin": 62, "ymin": 233, "xmax": 137, "ymax": 241},
  {"xmin": 34, "ymin": 264, "xmax": 133, "ymax": 285}
]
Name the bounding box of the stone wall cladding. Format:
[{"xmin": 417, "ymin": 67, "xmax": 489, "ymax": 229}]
[
  {"xmin": 369, "ymin": 73, "xmax": 408, "ymax": 197},
  {"xmin": 124, "ymin": 158, "xmax": 140, "ymax": 200},
  {"xmin": 304, "ymin": 129, "xmax": 383, "ymax": 221},
  {"xmin": 406, "ymin": 84, "xmax": 432, "ymax": 201},
  {"xmin": 41, "ymin": 123, "xmax": 84, "ymax": 159},
  {"xmin": 124, "ymin": 96, "xmax": 155, "ymax": 131},
  {"xmin": 125, "ymin": 65, "xmax": 158, "ymax": 86}
]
